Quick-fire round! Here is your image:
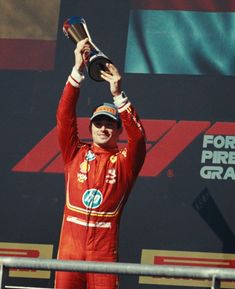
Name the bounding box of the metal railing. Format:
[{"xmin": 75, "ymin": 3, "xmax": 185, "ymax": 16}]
[{"xmin": 1, "ymin": 257, "xmax": 235, "ymax": 289}]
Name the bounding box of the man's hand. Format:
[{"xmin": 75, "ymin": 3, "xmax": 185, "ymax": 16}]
[
  {"xmin": 74, "ymin": 38, "xmax": 91, "ymax": 72},
  {"xmin": 100, "ymin": 63, "xmax": 122, "ymax": 97}
]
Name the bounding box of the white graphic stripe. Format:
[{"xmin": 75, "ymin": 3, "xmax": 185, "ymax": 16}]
[{"xmin": 66, "ymin": 215, "xmax": 111, "ymax": 228}]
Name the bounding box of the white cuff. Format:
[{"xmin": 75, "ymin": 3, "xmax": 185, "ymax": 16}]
[
  {"xmin": 68, "ymin": 66, "xmax": 85, "ymax": 87},
  {"xmin": 113, "ymin": 91, "xmax": 128, "ymax": 107}
]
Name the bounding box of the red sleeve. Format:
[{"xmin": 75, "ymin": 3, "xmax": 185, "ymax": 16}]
[
  {"xmin": 56, "ymin": 82, "xmax": 81, "ymax": 164},
  {"xmin": 120, "ymin": 104, "xmax": 146, "ymax": 178}
]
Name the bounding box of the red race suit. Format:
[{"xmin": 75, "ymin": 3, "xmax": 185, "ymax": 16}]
[{"xmin": 55, "ymin": 75, "xmax": 146, "ymax": 289}]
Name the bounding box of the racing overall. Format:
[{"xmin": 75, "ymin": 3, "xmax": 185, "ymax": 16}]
[{"xmin": 55, "ymin": 75, "xmax": 146, "ymax": 289}]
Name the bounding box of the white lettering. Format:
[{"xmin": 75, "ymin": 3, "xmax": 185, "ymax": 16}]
[
  {"xmin": 203, "ymin": 135, "xmax": 214, "ymax": 148},
  {"xmin": 213, "ymin": 135, "xmax": 226, "ymax": 149},
  {"xmin": 200, "ymin": 166, "xmax": 235, "ymax": 180},
  {"xmin": 200, "ymin": 166, "xmax": 223, "ymax": 179},
  {"xmin": 229, "ymin": 151, "xmax": 235, "ymax": 164},
  {"xmin": 223, "ymin": 167, "xmax": 235, "ymax": 180},
  {"xmin": 213, "ymin": 151, "xmax": 229, "ymax": 164},
  {"xmin": 201, "ymin": 150, "xmax": 213, "ymax": 163},
  {"xmin": 201, "ymin": 150, "xmax": 235, "ymax": 164},
  {"xmin": 203, "ymin": 135, "xmax": 235, "ymax": 149},
  {"xmin": 225, "ymin": 136, "xmax": 235, "ymax": 149}
]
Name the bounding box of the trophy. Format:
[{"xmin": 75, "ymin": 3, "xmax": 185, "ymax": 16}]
[{"xmin": 63, "ymin": 16, "xmax": 112, "ymax": 82}]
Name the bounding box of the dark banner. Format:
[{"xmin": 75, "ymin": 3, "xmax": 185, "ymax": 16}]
[{"xmin": 0, "ymin": 0, "xmax": 235, "ymax": 288}]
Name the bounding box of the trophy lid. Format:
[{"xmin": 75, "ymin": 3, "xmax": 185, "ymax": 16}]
[{"xmin": 63, "ymin": 16, "xmax": 88, "ymax": 43}]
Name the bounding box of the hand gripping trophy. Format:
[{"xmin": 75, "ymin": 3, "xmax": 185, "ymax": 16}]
[{"xmin": 63, "ymin": 16, "xmax": 112, "ymax": 82}]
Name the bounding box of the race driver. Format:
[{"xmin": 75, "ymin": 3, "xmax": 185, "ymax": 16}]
[{"xmin": 55, "ymin": 38, "xmax": 146, "ymax": 289}]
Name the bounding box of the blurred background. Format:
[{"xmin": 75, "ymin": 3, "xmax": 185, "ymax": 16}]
[{"xmin": 0, "ymin": 0, "xmax": 235, "ymax": 288}]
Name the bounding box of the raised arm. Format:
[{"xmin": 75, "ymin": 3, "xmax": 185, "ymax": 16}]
[
  {"xmin": 100, "ymin": 63, "xmax": 146, "ymax": 178},
  {"xmin": 56, "ymin": 38, "xmax": 91, "ymax": 164}
]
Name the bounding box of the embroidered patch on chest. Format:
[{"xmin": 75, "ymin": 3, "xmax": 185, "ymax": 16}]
[
  {"xmin": 110, "ymin": 155, "xmax": 117, "ymax": 163},
  {"xmin": 77, "ymin": 173, "xmax": 87, "ymax": 183},
  {"xmin": 82, "ymin": 189, "xmax": 103, "ymax": 209},
  {"xmin": 85, "ymin": 150, "xmax": 96, "ymax": 161},
  {"xmin": 105, "ymin": 169, "xmax": 117, "ymax": 184},
  {"xmin": 80, "ymin": 160, "xmax": 90, "ymax": 173}
]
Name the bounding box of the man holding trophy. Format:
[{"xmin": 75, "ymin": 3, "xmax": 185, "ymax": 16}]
[{"xmin": 55, "ymin": 17, "xmax": 146, "ymax": 289}]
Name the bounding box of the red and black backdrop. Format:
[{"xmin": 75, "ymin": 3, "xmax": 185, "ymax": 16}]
[{"xmin": 1, "ymin": 0, "xmax": 235, "ymax": 288}]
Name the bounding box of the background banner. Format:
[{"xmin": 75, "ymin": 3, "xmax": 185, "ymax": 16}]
[
  {"xmin": 125, "ymin": 0, "xmax": 235, "ymax": 75},
  {"xmin": 0, "ymin": 0, "xmax": 234, "ymax": 288}
]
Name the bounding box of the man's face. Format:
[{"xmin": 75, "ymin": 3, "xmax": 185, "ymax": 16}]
[{"xmin": 91, "ymin": 115, "xmax": 122, "ymax": 149}]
